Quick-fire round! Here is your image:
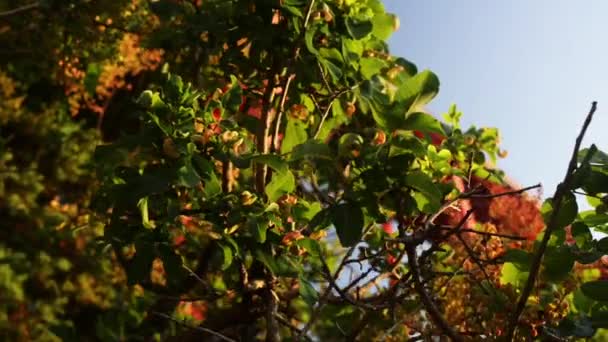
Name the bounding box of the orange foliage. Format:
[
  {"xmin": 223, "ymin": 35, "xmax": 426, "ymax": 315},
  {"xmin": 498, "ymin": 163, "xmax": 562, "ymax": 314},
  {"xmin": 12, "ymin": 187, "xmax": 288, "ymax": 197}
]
[{"xmin": 59, "ymin": 33, "xmax": 163, "ymax": 116}]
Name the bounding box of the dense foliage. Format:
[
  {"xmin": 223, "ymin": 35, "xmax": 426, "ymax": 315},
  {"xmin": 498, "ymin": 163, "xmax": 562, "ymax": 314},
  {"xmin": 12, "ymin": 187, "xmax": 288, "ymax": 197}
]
[{"xmin": 2, "ymin": 1, "xmax": 608, "ymax": 341}]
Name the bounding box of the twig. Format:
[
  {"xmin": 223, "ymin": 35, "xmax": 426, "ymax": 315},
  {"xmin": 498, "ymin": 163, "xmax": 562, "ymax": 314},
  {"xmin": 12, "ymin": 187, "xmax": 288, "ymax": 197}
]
[
  {"xmin": 255, "ymin": 79, "xmax": 277, "ymax": 193},
  {"xmin": 436, "ymin": 226, "xmax": 527, "ymax": 241},
  {"xmin": 275, "ymin": 314, "xmax": 312, "ymax": 341},
  {"xmin": 313, "ymin": 98, "xmax": 335, "ymax": 139},
  {"xmin": 303, "ymin": 0, "xmax": 316, "ymax": 28},
  {"xmin": 573, "ymin": 190, "xmax": 602, "ymax": 199},
  {"xmin": 317, "ymin": 61, "xmax": 333, "ymax": 93},
  {"xmin": 505, "ymin": 101, "xmax": 598, "ymax": 341},
  {"xmin": 298, "ymin": 224, "xmax": 374, "ymax": 340},
  {"xmin": 182, "ymin": 264, "xmax": 206, "ymax": 285},
  {"xmin": 312, "ymin": 85, "xmax": 357, "ymax": 139},
  {"xmin": 423, "ymin": 182, "xmax": 540, "ymax": 233},
  {"xmin": 273, "ymin": 74, "xmax": 295, "ymax": 151},
  {"xmin": 469, "ymin": 183, "xmax": 541, "ymax": 199},
  {"xmin": 405, "ymin": 243, "xmax": 464, "ymax": 341},
  {"xmin": 455, "ymin": 233, "xmax": 496, "ymax": 296},
  {"xmin": 0, "ymin": 2, "xmax": 38, "ymax": 17},
  {"xmin": 151, "ymin": 311, "xmax": 236, "ymax": 342}
]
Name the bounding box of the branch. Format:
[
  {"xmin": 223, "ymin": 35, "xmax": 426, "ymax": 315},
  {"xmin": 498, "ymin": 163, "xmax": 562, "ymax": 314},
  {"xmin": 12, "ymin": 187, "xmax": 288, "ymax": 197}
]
[
  {"xmin": 0, "ymin": 2, "xmax": 38, "ymax": 17},
  {"xmin": 151, "ymin": 311, "xmax": 236, "ymax": 342},
  {"xmin": 423, "ymin": 182, "xmax": 541, "ymax": 233},
  {"xmin": 313, "ymin": 98, "xmax": 335, "ymax": 139},
  {"xmin": 454, "ymin": 233, "xmax": 496, "ymax": 296},
  {"xmin": 264, "ymin": 283, "xmax": 281, "ymax": 342},
  {"xmin": 436, "ymin": 226, "xmax": 527, "ymax": 241},
  {"xmin": 297, "ymin": 224, "xmax": 374, "ymax": 340},
  {"xmin": 255, "ymin": 80, "xmax": 277, "ymax": 193},
  {"xmin": 405, "ymin": 243, "xmax": 464, "ymax": 341},
  {"xmin": 273, "ymin": 74, "xmax": 295, "ymax": 151},
  {"xmin": 275, "ymin": 314, "xmax": 312, "ymax": 341},
  {"xmin": 505, "ymin": 101, "xmax": 598, "ymax": 341},
  {"xmin": 469, "ymin": 183, "xmax": 541, "ymax": 199}
]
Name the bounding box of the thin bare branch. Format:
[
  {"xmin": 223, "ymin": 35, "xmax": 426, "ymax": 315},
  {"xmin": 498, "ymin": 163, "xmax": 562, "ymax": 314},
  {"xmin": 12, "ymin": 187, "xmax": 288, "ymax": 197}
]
[
  {"xmin": 470, "ymin": 183, "xmax": 541, "ymax": 199},
  {"xmin": 313, "ymin": 98, "xmax": 335, "ymax": 139},
  {"xmin": 436, "ymin": 226, "xmax": 527, "ymax": 241},
  {"xmin": 273, "ymin": 74, "xmax": 296, "ymax": 151},
  {"xmin": 298, "ymin": 224, "xmax": 374, "ymax": 340},
  {"xmin": 506, "ymin": 101, "xmax": 598, "ymax": 341},
  {"xmin": 275, "ymin": 314, "xmax": 312, "ymax": 341},
  {"xmin": 405, "ymin": 243, "xmax": 464, "ymax": 341},
  {"xmin": 0, "ymin": 2, "xmax": 38, "ymax": 17},
  {"xmin": 151, "ymin": 311, "xmax": 236, "ymax": 342}
]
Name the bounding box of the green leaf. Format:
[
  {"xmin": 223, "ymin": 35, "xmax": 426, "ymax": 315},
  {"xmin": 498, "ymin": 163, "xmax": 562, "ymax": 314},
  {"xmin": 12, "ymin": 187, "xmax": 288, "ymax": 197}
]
[
  {"xmin": 320, "ymin": 59, "xmax": 343, "ymax": 81},
  {"xmin": 83, "ymin": 63, "xmax": 101, "ymax": 96},
  {"xmin": 503, "ymin": 249, "xmax": 531, "ymax": 271},
  {"xmin": 342, "ymin": 39, "xmax": 363, "ymax": 66},
  {"xmin": 166, "ymin": 74, "xmax": 184, "ymax": 103},
  {"xmin": 552, "ymin": 317, "xmax": 596, "ymax": 338},
  {"xmin": 404, "ymin": 171, "xmax": 442, "ymax": 212},
  {"xmin": 281, "ymin": 118, "xmax": 308, "ymax": 154},
  {"xmin": 573, "ymin": 289, "xmax": 594, "ymax": 314},
  {"xmin": 137, "ymin": 197, "xmax": 155, "ymax": 229},
  {"xmin": 597, "ymin": 237, "xmax": 608, "ymax": 253},
  {"xmin": 331, "ymin": 203, "xmax": 364, "ymax": 247},
  {"xmin": 396, "ymin": 70, "xmax": 440, "ymax": 112},
  {"xmin": 571, "ymin": 222, "xmax": 592, "ymax": 249},
  {"xmin": 359, "ymin": 57, "xmax": 387, "ymax": 79},
  {"xmin": 176, "ymin": 160, "xmax": 201, "ymax": 187},
  {"xmin": 371, "ymin": 13, "xmax": 396, "ymax": 40},
  {"xmin": 255, "ymin": 250, "xmax": 300, "ymax": 277},
  {"xmin": 249, "ymin": 219, "xmax": 266, "ymax": 243},
  {"xmin": 581, "ymin": 171, "xmax": 608, "ymax": 195},
  {"xmin": 500, "ymin": 262, "xmax": 529, "ymax": 289},
  {"xmin": 296, "ymin": 238, "xmax": 322, "ymax": 256},
  {"xmin": 580, "ymin": 210, "xmax": 608, "ymax": 227},
  {"xmin": 556, "ymin": 192, "xmax": 578, "ymax": 228},
  {"xmin": 308, "ymin": 208, "xmax": 331, "ymax": 231},
  {"xmin": 319, "ymin": 48, "xmax": 344, "ymax": 65},
  {"xmin": 290, "ymin": 140, "xmax": 332, "ymax": 161},
  {"xmin": 218, "ymin": 244, "xmax": 233, "ymax": 271},
  {"xmin": 402, "ymin": 112, "xmax": 445, "ymax": 135},
  {"xmin": 543, "ymin": 246, "xmax": 574, "ymax": 281},
  {"xmin": 222, "ymin": 75, "xmax": 243, "ymax": 112},
  {"xmin": 293, "ymin": 200, "xmax": 322, "ymax": 221},
  {"xmin": 299, "ymin": 277, "xmax": 318, "ymax": 306},
  {"xmin": 251, "ymin": 155, "xmax": 289, "ymax": 174},
  {"xmin": 578, "ymin": 145, "xmax": 608, "ymax": 165},
  {"xmin": 581, "ymin": 280, "xmax": 608, "ymax": 301},
  {"xmin": 192, "ymin": 155, "xmax": 221, "ymax": 197},
  {"xmin": 305, "ymin": 26, "xmax": 319, "ymax": 55},
  {"xmin": 265, "ymin": 170, "xmax": 295, "ymax": 202},
  {"xmin": 345, "ymin": 17, "xmax": 373, "ymax": 39}
]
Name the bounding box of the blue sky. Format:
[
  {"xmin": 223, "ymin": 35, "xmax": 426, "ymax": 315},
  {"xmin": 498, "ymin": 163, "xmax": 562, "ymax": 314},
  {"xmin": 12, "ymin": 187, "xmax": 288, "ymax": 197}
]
[{"xmin": 384, "ymin": 1, "xmax": 608, "ymax": 201}]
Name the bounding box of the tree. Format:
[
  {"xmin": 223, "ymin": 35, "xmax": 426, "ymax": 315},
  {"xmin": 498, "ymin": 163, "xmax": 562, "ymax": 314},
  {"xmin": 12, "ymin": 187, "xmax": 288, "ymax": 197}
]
[{"xmin": 2, "ymin": 1, "xmax": 608, "ymax": 341}]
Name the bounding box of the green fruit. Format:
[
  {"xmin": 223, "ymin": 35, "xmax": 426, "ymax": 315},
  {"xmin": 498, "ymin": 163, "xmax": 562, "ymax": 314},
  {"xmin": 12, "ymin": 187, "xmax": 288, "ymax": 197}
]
[
  {"xmin": 137, "ymin": 90, "xmax": 154, "ymax": 108},
  {"xmin": 338, "ymin": 133, "xmax": 364, "ymax": 158}
]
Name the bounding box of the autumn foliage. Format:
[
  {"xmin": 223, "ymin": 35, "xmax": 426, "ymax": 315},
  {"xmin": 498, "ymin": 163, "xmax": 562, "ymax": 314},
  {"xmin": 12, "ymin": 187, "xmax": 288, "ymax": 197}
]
[{"xmin": 2, "ymin": 1, "xmax": 608, "ymax": 341}]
